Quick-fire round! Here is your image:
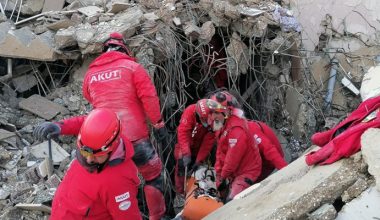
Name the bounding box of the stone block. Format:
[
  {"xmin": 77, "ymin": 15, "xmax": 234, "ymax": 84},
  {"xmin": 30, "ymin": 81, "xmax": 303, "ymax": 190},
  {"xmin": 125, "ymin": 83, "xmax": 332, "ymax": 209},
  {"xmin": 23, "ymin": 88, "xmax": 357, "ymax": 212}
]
[
  {"xmin": 361, "ymin": 128, "xmax": 380, "ymax": 191},
  {"xmin": 30, "ymin": 140, "xmax": 70, "ymax": 165},
  {"xmin": 19, "ymin": 95, "xmax": 68, "ymax": 120},
  {"xmin": 206, "ymin": 151, "xmax": 363, "ymax": 219}
]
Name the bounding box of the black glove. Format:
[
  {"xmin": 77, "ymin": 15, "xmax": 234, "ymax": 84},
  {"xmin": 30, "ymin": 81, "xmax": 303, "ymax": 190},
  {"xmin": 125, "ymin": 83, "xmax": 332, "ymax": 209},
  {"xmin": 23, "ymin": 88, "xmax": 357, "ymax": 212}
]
[
  {"xmin": 217, "ymin": 179, "xmax": 228, "ymax": 192},
  {"xmin": 190, "ymin": 163, "xmax": 199, "ymax": 173},
  {"xmin": 177, "ymin": 155, "xmax": 191, "ymax": 176},
  {"xmin": 33, "ymin": 122, "xmax": 61, "ymax": 142},
  {"xmin": 154, "ymin": 126, "xmax": 168, "ymax": 142}
]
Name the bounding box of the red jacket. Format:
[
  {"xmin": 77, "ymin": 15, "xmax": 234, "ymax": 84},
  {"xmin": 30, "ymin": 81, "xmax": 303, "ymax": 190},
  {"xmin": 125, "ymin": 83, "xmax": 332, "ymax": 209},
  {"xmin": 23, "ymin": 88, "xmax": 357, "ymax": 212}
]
[
  {"xmin": 176, "ymin": 104, "xmax": 215, "ymax": 163},
  {"xmin": 248, "ymin": 121, "xmax": 287, "ymax": 180},
  {"xmin": 215, "ymin": 115, "xmax": 262, "ymax": 182},
  {"xmin": 307, "ymin": 95, "xmax": 380, "ymax": 165},
  {"xmin": 50, "ymin": 147, "xmax": 141, "ymax": 219},
  {"xmin": 82, "ymin": 51, "xmax": 162, "ymax": 142}
]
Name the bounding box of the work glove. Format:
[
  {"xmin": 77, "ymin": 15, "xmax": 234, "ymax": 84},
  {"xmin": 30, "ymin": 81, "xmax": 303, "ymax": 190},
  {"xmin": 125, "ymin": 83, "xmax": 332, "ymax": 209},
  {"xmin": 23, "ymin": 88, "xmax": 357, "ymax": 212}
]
[
  {"xmin": 190, "ymin": 163, "xmax": 200, "ymax": 173},
  {"xmin": 33, "ymin": 122, "xmax": 61, "ymax": 142},
  {"xmin": 217, "ymin": 179, "xmax": 228, "ymax": 192},
  {"xmin": 177, "ymin": 155, "xmax": 191, "ymax": 176},
  {"xmin": 154, "ymin": 126, "xmax": 168, "ymax": 142}
]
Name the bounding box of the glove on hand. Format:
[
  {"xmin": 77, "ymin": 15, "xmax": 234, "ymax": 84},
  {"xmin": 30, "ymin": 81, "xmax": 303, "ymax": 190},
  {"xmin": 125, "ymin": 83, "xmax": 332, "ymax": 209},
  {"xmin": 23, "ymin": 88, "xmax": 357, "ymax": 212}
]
[
  {"xmin": 177, "ymin": 155, "xmax": 191, "ymax": 176},
  {"xmin": 33, "ymin": 122, "xmax": 61, "ymax": 142},
  {"xmin": 217, "ymin": 179, "xmax": 228, "ymax": 192},
  {"xmin": 154, "ymin": 126, "xmax": 168, "ymax": 142}
]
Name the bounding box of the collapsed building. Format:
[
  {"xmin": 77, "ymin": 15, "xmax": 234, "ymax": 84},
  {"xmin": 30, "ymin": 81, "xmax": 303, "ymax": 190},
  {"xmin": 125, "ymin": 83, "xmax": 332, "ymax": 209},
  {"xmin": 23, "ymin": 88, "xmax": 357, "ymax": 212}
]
[{"xmin": 0, "ymin": 0, "xmax": 379, "ymax": 219}]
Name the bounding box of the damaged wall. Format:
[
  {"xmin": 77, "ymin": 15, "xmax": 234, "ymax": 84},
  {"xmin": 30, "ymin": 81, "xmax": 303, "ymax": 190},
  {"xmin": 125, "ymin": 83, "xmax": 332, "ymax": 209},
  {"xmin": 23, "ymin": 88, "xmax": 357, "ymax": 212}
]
[{"xmin": 285, "ymin": 0, "xmax": 380, "ymax": 52}]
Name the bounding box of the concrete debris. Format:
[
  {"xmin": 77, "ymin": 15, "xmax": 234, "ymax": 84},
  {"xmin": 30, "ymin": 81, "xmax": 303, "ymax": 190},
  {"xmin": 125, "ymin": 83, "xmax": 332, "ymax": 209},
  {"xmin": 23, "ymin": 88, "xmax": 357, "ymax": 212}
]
[
  {"xmin": 336, "ymin": 186, "xmax": 380, "ymax": 220},
  {"xmin": 78, "ymin": 6, "xmax": 104, "ymax": 17},
  {"xmin": 237, "ymin": 5, "xmax": 265, "ymax": 17},
  {"xmin": 341, "ymin": 178, "xmax": 369, "ymax": 203},
  {"xmin": 42, "ymin": 0, "xmax": 65, "ymax": 12},
  {"xmin": 361, "ymin": 128, "xmax": 380, "ymax": 191},
  {"xmin": 360, "ymin": 65, "xmax": 380, "ymax": 101},
  {"xmin": 15, "ymin": 203, "xmax": 51, "ymax": 213},
  {"xmin": 55, "ymin": 27, "xmax": 77, "ymax": 49},
  {"xmin": 226, "ymin": 32, "xmax": 249, "ymax": 76},
  {"xmin": 206, "ymin": 152, "xmax": 365, "ymax": 220},
  {"xmin": 19, "ymin": 94, "xmax": 69, "ymax": 120},
  {"xmin": 308, "ymin": 204, "xmax": 336, "ymax": 220},
  {"xmin": 12, "ymin": 74, "xmax": 37, "ymax": 92},
  {"xmin": 0, "ymin": 23, "xmax": 57, "ymax": 61},
  {"xmin": 0, "ymin": 129, "xmax": 16, "ymax": 141},
  {"xmin": 199, "ymin": 21, "xmax": 215, "ymax": 44},
  {"xmin": 272, "ymin": 5, "xmax": 301, "ymax": 32},
  {"xmin": 30, "ymin": 140, "xmax": 70, "ymax": 165},
  {"xmin": 183, "ymin": 22, "xmax": 201, "ymax": 40},
  {"xmin": 107, "ymin": 2, "xmax": 135, "ymax": 14}
]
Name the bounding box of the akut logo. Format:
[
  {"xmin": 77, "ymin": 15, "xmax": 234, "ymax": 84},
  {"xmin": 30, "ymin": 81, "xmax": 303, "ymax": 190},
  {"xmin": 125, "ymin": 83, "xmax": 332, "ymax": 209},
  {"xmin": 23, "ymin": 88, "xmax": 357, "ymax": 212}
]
[
  {"xmin": 89, "ymin": 69, "xmax": 121, "ymax": 83},
  {"xmin": 199, "ymin": 101, "xmax": 206, "ymax": 115}
]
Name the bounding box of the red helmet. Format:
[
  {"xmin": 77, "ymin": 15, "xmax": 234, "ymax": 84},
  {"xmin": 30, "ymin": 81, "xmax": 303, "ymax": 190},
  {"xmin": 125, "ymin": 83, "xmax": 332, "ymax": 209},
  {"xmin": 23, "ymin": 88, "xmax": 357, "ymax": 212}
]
[
  {"xmin": 195, "ymin": 99, "xmax": 228, "ymax": 127},
  {"xmin": 77, "ymin": 109, "xmax": 121, "ymax": 157},
  {"xmin": 195, "ymin": 99, "xmax": 212, "ymax": 127},
  {"xmin": 103, "ymin": 32, "xmax": 129, "ymax": 54},
  {"xmin": 210, "ymin": 91, "xmax": 239, "ymax": 109}
]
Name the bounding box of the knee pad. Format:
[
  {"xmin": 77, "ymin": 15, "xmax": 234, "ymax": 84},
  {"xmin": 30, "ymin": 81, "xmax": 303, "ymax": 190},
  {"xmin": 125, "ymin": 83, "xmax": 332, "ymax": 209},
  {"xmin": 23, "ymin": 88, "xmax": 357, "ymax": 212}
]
[{"xmin": 145, "ymin": 171, "xmax": 164, "ymax": 193}]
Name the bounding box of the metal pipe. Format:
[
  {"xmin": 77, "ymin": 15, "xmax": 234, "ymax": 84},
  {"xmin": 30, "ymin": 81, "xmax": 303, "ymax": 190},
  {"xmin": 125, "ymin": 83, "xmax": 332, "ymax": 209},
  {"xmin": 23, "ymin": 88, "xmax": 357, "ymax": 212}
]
[{"xmin": 324, "ymin": 59, "xmax": 338, "ymax": 113}]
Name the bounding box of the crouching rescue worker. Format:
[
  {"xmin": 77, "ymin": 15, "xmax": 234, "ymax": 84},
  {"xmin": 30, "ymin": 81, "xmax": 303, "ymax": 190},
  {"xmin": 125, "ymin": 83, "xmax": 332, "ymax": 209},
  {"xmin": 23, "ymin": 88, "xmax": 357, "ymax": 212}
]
[
  {"xmin": 248, "ymin": 120, "xmax": 288, "ymax": 181},
  {"xmin": 174, "ymin": 99, "xmax": 216, "ymax": 196},
  {"xmin": 205, "ymin": 99, "xmax": 262, "ymax": 203},
  {"xmin": 33, "ymin": 109, "xmax": 141, "ymax": 219},
  {"xmin": 210, "ymin": 91, "xmax": 287, "ymax": 181},
  {"xmin": 82, "ymin": 32, "xmax": 167, "ymax": 219}
]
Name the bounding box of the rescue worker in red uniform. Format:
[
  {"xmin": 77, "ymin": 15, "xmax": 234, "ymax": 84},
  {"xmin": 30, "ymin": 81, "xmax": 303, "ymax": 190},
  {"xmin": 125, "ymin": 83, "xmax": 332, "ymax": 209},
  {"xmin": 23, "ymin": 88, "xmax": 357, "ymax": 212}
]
[
  {"xmin": 71, "ymin": 32, "xmax": 167, "ymax": 219},
  {"xmin": 33, "ymin": 109, "xmax": 141, "ymax": 219},
  {"xmin": 210, "ymin": 91, "xmax": 287, "ymax": 181},
  {"xmin": 205, "ymin": 99, "xmax": 262, "ymax": 202},
  {"xmin": 247, "ymin": 120, "xmax": 287, "ymax": 181},
  {"xmin": 174, "ymin": 99, "xmax": 216, "ymax": 195},
  {"xmin": 81, "ymin": 32, "xmax": 167, "ymax": 219}
]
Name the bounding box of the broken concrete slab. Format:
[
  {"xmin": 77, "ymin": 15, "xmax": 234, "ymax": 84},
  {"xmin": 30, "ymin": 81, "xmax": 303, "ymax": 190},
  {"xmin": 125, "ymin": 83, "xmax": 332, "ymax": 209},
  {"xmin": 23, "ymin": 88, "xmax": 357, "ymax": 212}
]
[
  {"xmin": 46, "ymin": 19, "xmax": 75, "ymax": 31},
  {"xmin": 308, "ymin": 204, "xmax": 336, "ymax": 220},
  {"xmin": 341, "ymin": 178, "xmax": 369, "ymax": 202},
  {"xmin": 0, "ymin": 129, "xmax": 16, "ymax": 141},
  {"xmin": 78, "ymin": 6, "xmax": 104, "ymax": 17},
  {"xmin": 336, "ymin": 186, "xmax": 380, "ymax": 220},
  {"xmin": 199, "ymin": 21, "xmax": 215, "ymax": 44},
  {"xmin": 0, "ymin": 23, "xmax": 57, "ymax": 61},
  {"xmin": 226, "ymin": 32, "xmax": 249, "ymax": 76},
  {"xmin": 21, "ymin": 0, "xmax": 44, "ymax": 15},
  {"xmin": 55, "ymin": 27, "xmax": 77, "ymax": 49},
  {"xmin": 42, "ymin": 0, "xmax": 65, "ymax": 12},
  {"xmin": 107, "ymin": 2, "xmax": 135, "ymax": 14},
  {"xmin": 30, "ymin": 140, "xmax": 70, "ymax": 165},
  {"xmin": 15, "ymin": 203, "xmax": 51, "ymax": 213},
  {"xmin": 206, "ymin": 152, "xmax": 363, "ymax": 220},
  {"xmin": 12, "ymin": 74, "xmax": 38, "ymax": 93},
  {"xmin": 183, "ymin": 22, "xmax": 201, "ymax": 40},
  {"xmin": 361, "ymin": 128, "xmax": 380, "ymax": 191},
  {"xmin": 360, "ymin": 65, "xmax": 380, "ymax": 101},
  {"xmin": 19, "ymin": 94, "xmax": 69, "ymax": 120}
]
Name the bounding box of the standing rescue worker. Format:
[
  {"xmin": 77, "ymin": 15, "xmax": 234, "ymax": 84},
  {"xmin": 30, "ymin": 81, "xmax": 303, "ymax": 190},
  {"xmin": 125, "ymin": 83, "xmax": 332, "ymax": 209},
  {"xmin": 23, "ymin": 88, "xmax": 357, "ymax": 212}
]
[
  {"xmin": 205, "ymin": 99, "xmax": 262, "ymax": 202},
  {"xmin": 174, "ymin": 99, "xmax": 216, "ymax": 195},
  {"xmin": 33, "ymin": 109, "xmax": 141, "ymax": 219},
  {"xmin": 81, "ymin": 32, "xmax": 167, "ymax": 219}
]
